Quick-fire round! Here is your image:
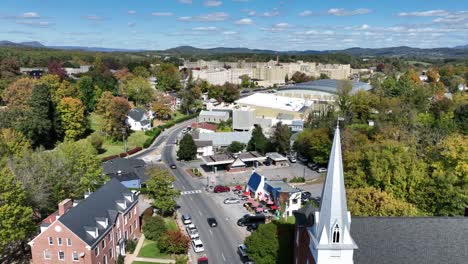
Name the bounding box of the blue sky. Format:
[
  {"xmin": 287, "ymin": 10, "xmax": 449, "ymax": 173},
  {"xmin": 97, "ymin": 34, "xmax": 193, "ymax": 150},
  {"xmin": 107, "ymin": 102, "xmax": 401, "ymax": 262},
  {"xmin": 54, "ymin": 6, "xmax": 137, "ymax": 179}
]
[{"xmin": 0, "ymin": 0, "xmax": 467, "ymax": 50}]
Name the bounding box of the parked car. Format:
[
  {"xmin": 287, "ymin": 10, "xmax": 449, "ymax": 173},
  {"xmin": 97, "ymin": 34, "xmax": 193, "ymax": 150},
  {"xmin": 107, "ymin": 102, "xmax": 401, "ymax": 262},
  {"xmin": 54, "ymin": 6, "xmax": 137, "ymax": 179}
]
[
  {"xmin": 301, "ymin": 191, "xmax": 312, "ymax": 202},
  {"xmin": 238, "ymin": 244, "xmax": 248, "ymax": 260},
  {"xmin": 297, "ymin": 156, "xmax": 308, "ymax": 163},
  {"xmin": 207, "ymin": 217, "xmax": 218, "ymax": 227},
  {"xmin": 307, "ymin": 163, "xmax": 315, "ymax": 169},
  {"xmin": 197, "ymin": 255, "xmax": 208, "ymax": 264},
  {"xmin": 170, "ymin": 164, "xmax": 177, "ymax": 169},
  {"xmin": 186, "ymin": 224, "xmax": 199, "ymax": 239},
  {"xmin": 311, "ymin": 164, "xmax": 320, "ymax": 170},
  {"xmin": 192, "ymin": 239, "xmax": 205, "ymax": 253},
  {"xmin": 287, "ymin": 156, "xmax": 297, "ymax": 163},
  {"xmin": 318, "ymin": 167, "xmax": 328, "ymax": 173},
  {"xmin": 264, "ymin": 159, "xmax": 272, "ymax": 166},
  {"xmin": 224, "ymin": 197, "xmax": 241, "ymax": 204},
  {"xmin": 214, "ymin": 185, "xmax": 230, "ymax": 193},
  {"xmin": 182, "ymin": 214, "xmax": 192, "ymax": 225},
  {"xmin": 237, "ymin": 214, "xmax": 266, "ymax": 231}
]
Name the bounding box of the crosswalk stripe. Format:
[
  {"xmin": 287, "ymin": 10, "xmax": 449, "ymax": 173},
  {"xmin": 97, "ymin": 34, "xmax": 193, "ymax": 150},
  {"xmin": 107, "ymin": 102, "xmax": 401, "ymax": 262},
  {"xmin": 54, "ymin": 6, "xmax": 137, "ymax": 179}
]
[{"xmin": 180, "ymin": 190, "xmax": 202, "ymax": 195}]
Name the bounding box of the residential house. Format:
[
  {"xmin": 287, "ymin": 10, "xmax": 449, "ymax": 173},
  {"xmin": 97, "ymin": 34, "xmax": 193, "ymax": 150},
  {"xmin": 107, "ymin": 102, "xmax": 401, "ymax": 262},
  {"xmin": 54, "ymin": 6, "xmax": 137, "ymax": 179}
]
[
  {"xmin": 127, "ymin": 108, "xmax": 152, "ymax": 131},
  {"xmin": 198, "ymin": 110, "xmax": 230, "ymax": 124},
  {"xmin": 29, "ymin": 179, "xmax": 140, "ymax": 264},
  {"xmin": 102, "ymin": 158, "xmax": 148, "ymax": 188},
  {"xmin": 194, "ymin": 140, "xmax": 214, "ymax": 158}
]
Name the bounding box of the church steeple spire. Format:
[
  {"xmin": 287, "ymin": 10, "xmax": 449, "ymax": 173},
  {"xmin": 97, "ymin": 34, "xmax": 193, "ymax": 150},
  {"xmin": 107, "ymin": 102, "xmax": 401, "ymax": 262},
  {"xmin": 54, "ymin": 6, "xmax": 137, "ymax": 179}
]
[{"xmin": 308, "ymin": 121, "xmax": 357, "ymax": 263}]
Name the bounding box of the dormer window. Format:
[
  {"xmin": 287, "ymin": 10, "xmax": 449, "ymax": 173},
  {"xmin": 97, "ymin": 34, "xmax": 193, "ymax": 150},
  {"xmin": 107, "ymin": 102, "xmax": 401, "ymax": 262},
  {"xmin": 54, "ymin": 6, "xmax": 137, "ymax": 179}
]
[{"xmin": 332, "ymin": 224, "xmax": 340, "ymax": 243}]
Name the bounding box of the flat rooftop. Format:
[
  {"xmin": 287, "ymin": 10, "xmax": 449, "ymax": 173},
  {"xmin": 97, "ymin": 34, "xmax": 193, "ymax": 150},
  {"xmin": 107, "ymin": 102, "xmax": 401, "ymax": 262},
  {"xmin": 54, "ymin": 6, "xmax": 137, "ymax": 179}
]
[
  {"xmin": 266, "ymin": 180, "xmax": 301, "ymax": 193},
  {"xmin": 266, "ymin": 152, "xmax": 288, "ymax": 161},
  {"xmin": 279, "ymin": 79, "xmax": 372, "ymax": 95},
  {"xmin": 235, "ymin": 93, "xmax": 312, "ymax": 112}
]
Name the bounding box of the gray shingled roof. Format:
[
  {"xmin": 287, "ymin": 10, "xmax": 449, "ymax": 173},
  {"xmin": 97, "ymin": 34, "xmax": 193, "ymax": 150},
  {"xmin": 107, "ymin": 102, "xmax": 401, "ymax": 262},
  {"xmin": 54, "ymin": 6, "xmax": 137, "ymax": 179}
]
[
  {"xmin": 102, "ymin": 157, "xmax": 148, "ymax": 183},
  {"xmin": 128, "ymin": 108, "xmax": 146, "ymax": 121},
  {"xmin": 351, "ymin": 217, "xmax": 468, "ymax": 264},
  {"xmin": 58, "ymin": 179, "xmax": 138, "ymax": 248}
]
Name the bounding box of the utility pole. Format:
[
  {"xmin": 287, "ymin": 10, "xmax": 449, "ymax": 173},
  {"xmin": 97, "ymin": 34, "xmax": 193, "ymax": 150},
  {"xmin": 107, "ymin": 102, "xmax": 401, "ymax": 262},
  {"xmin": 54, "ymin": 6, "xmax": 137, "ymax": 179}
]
[{"xmin": 121, "ymin": 128, "xmax": 127, "ymax": 152}]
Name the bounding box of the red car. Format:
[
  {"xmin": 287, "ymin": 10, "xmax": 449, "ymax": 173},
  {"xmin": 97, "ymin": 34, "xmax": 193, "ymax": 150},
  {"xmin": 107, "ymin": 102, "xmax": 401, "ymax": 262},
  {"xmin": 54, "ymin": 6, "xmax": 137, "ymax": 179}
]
[
  {"xmin": 198, "ymin": 255, "xmax": 208, "ymax": 264},
  {"xmin": 213, "ymin": 185, "xmax": 230, "ymax": 193}
]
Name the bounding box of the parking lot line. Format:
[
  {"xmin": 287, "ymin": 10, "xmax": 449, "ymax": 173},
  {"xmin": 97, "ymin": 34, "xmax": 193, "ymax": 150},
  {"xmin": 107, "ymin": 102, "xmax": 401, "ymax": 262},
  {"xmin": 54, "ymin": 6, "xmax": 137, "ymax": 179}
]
[
  {"xmin": 209, "ymin": 229, "xmax": 213, "ymax": 236},
  {"xmin": 198, "ymin": 210, "xmax": 202, "ymax": 216},
  {"xmin": 221, "ymin": 253, "xmax": 226, "ymax": 262}
]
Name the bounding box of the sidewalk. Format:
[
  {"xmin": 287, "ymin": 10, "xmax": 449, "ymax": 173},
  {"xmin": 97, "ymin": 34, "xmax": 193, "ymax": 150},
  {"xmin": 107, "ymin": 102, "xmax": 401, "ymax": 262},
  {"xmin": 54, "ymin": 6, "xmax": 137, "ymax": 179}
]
[{"xmin": 125, "ymin": 234, "xmax": 176, "ymax": 264}]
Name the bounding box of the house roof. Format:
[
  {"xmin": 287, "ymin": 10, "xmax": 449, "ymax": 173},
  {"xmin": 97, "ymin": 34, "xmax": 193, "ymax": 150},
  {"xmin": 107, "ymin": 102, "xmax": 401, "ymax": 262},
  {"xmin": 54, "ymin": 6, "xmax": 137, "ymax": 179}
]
[
  {"xmin": 247, "ymin": 172, "xmax": 262, "ymax": 192},
  {"xmin": 128, "ymin": 108, "xmax": 146, "ymax": 122},
  {"xmin": 102, "ymin": 157, "xmax": 148, "ymax": 182},
  {"xmin": 58, "ymin": 179, "xmax": 138, "ymax": 248},
  {"xmin": 351, "ymin": 217, "xmax": 468, "ymax": 264},
  {"xmin": 201, "ymin": 153, "xmax": 235, "ymax": 166},
  {"xmin": 198, "ymin": 131, "xmax": 252, "ymax": 147},
  {"xmin": 236, "ymin": 93, "xmax": 311, "ymax": 112},
  {"xmin": 265, "ymin": 180, "xmax": 301, "ymax": 193},
  {"xmin": 194, "ymin": 140, "xmax": 213, "ymax": 148},
  {"xmin": 266, "ymin": 152, "xmax": 288, "ymax": 162},
  {"xmin": 279, "ymin": 79, "xmax": 372, "ymax": 95},
  {"xmin": 277, "ymin": 113, "xmax": 294, "ymax": 120},
  {"xmin": 199, "ymin": 110, "xmax": 229, "ymax": 118}
]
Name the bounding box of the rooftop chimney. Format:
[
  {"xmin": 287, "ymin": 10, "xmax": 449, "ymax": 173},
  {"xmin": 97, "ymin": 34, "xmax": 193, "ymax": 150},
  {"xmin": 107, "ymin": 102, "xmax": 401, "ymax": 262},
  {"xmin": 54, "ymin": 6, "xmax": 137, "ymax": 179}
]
[{"xmin": 58, "ymin": 199, "xmax": 73, "ymax": 216}]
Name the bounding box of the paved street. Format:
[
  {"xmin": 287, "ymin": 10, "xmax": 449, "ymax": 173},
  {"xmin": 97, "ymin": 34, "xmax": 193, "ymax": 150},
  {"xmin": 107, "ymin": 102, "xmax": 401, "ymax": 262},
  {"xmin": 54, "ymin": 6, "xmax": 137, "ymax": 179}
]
[{"xmin": 162, "ymin": 125, "xmax": 246, "ymax": 264}]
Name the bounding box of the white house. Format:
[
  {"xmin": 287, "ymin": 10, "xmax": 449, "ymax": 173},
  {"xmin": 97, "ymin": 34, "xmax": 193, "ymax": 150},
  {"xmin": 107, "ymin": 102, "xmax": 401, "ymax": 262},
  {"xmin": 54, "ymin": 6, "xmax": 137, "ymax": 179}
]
[
  {"xmin": 194, "ymin": 140, "xmax": 214, "ymax": 158},
  {"xmin": 127, "ymin": 108, "xmax": 152, "ymax": 131}
]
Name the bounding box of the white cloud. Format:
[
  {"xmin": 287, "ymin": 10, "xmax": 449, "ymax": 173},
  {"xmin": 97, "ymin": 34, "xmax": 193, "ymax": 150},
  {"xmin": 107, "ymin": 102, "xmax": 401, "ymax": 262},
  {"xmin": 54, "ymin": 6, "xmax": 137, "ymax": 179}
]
[
  {"xmin": 151, "ymin": 12, "xmax": 173, "ymax": 17},
  {"xmin": 261, "ymin": 22, "xmax": 290, "ymax": 32},
  {"xmin": 204, "ymin": 0, "xmax": 222, "ymax": 7},
  {"xmin": 433, "ymin": 11, "xmax": 468, "ymax": 23},
  {"xmin": 18, "ymin": 12, "xmax": 40, "ymax": 19},
  {"xmin": 82, "ymin": 15, "xmax": 103, "ymax": 20},
  {"xmin": 17, "ymin": 21, "xmax": 53, "ymax": 28},
  {"xmin": 275, "ymin": 22, "xmax": 289, "ymax": 28},
  {"xmin": 397, "ymin": 10, "xmax": 448, "ymax": 17},
  {"xmin": 360, "ymin": 24, "xmax": 369, "ymax": 30},
  {"xmin": 235, "ymin": 18, "xmax": 253, "ymax": 25},
  {"xmin": 128, "ymin": 10, "xmax": 136, "ymax": 15},
  {"xmin": 193, "ymin": 26, "xmax": 218, "ymax": 31},
  {"xmin": 299, "ymin": 10, "xmax": 313, "ymax": 17},
  {"xmin": 128, "ymin": 22, "xmax": 136, "ymax": 27},
  {"xmin": 327, "ymin": 8, "xmax": 371, "ymax": 16},
  {"xmin": 178, "ymin": 12, "xmax": 229, "ymax": 22},
  {"xmin": 222, "ymin": 31, "xmax": 238, "ymax": 35},
  {"xmin": 304, "ymin": 30, "xmax": 318, "ymax": 35},
  {"xmin": 179, "ymin": 0, "xmax": 192, "ymax": 4},
  {"xmin": 261, "ymin": 9, "xmax": 280, "ymax": 17},
  {"xmin": 248, "ymin": 11, "xmax": 256, "ymax": 16}
]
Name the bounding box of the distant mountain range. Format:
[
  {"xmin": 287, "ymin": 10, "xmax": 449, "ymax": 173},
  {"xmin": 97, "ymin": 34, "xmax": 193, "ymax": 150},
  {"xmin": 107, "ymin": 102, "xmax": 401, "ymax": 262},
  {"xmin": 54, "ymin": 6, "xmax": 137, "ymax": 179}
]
[{"xmin": 1, "ymin": 40, "xmax": 467, "ymax": 58}]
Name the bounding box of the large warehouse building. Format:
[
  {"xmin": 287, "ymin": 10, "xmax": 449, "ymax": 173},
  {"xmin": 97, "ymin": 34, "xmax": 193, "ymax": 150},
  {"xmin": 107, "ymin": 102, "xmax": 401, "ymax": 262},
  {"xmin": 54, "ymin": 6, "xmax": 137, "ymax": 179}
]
[{"xmin": 278, "ymin": 79, "xmax": 372, "ymax": 102}]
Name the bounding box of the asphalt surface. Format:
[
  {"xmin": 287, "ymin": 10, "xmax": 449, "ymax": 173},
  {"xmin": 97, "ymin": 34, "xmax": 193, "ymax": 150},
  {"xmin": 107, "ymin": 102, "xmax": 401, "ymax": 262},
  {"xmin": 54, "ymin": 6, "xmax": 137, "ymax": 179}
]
[{"xmin": 162, "ymin": 125, "xmax": 245, "ymax": 264}]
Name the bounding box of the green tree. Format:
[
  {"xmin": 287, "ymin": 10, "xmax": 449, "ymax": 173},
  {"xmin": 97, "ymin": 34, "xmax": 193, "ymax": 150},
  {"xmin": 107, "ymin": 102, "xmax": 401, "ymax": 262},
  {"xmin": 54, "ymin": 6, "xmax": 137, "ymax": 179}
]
[
  {"xmin": 18, "ymin": 84, "xmax": 55, "ymax": 148},
  {"xmin": 102, "ymin": 96, "xmax": 131, "ymax": 140},
  {"xmin": 145, "ymin": 167, "xmax": 180, "ymax": 214},
  {"xmin": 142, "ymin": 215, "xmax": 167, "ymax": 240},
  {"xmin": 57, "ymin": 97, "xmax": 87, "ymax": 141},
  {"xmin": 337, "ymin": 80, "xmax": 353, "ymax": 120},
  {"xmin": 240, "ymin": 74, "xmax": 250, "ymax": 88},
  {"xmin": 54, "ymin": 80, "xmax": 81, "ymax": 102},
  {"xmin": 127, "ymin": 76, "xmax": 154, "ymax": 106},
  {"xmin": 0, "ymin": 168, "xmax": 35, "ymax": 253},
  {"xmin": 294, "ymin": 128, "xmax": 331, "ymax": 165},
  {"xmin": 350, "ymin": 90, "xmax": 377, "ymax": 123},
  {"xmin": 247, "ymin": 125, "xmax": 268, "ymax": 154},
  {"xmin": 319, "ymin": 73, "xmax": 330, "ymax": 79},
  {"xmin": 158, "ymin": 230, "xmax": 190, "ymax": 254},
  {"xmin": 227, "ymin": 141, "xmax": 246, "ymax": 153},
  {"xmin": 152, "ymin": 92, "xmax": 173, "ymax": 120},
  {"xmin": 2, "ymin": 77, "xmax": 35, "ymax": 110},
  {"xmin": 132, "ymin": 66, "xmax": 150, "ymax": 78},
  {"xmin": 95, "ymin": 91, "xmax": 113, "ymax": 115},
  {"xmin": 270, "ymin": 122, "xmax": 291, "ymax": 154},
  {"xmin": 155, "ymin": 63, "xmax": 181, "ymax": 91},
  {"xmin": 245, "ymin": 223, "xmax": 279, "ymax": 264},
  {"xmin": 0, "ymin": 129, "xmax": 31, "ymax": 163},
  {"xmin": 78, "ymin": 76, "xmax": 96, "ymax": 112},
  {"xmin": 347, "ymin": 187, "xmax": 420, "ymax": 216},
  {"xmin": 284, "ymin": 74, "xmax": 289, "ymax": 83},
  {"xmin": 221, "ymin": 82, "xmax": 240, "ymax": 103},
  {"xmin": 177, "ymin": 134, "xmax": 197, "ymax": 161}
]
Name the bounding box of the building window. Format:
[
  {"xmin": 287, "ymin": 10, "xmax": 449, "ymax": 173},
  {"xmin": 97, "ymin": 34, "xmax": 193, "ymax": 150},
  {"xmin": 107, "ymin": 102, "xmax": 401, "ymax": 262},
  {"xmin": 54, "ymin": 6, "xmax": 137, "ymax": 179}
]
[
  {"xmin": 134, "ymin": 207, "xmax": 137, "ymax": 215},
  {"xmin": 110, "ymin": 232, "xmax": 113, "ymax": 242},
  {"xmin": 130, "ymin": 224, "xmax": 133, "ymax": 234},
  {"xmin": 124, "ymin": 215, "xmax": 128, "ymax": 225},
  {"xmin": 48, "ymin": 237, "xmax": 53, "ymax": 245},
  {"xmin": 332, "ymin": 224, "xmax": 340, "ymax": 243},
  {"xmin": 292, "ymin": 199, "xmax": 298, "ymax": 204},
  {"xmin": 116, "ymin": 218, "xmax": 120, "ymax": 228},
  {"xmin": 58, "ymin": 251, "xmax": 65, "ymax": 261},
  {"xmin": 109, "ymin": 248, "xmax": 113, "ymax": 259},
  {"xmin": 103, "ymin": 255, "xmax": 108, "ymax": 264},
  {"xmin": 95, "ymin": 247, "xmax": 99, "ymax": 256},
  {"xmin": 102, "ymin": 239, "xmax": 106, "ymax": 249},
  {"xmin": 72, "ymin": 251, "xmax": 79, "ymax": 261},
  {"xmin": 57, "ymin": 237, "xmax": 62, "ymax": 246},
  {"xmin": 134, "ymin": 220, "xmax": 137, "ymax": 229},
  {"xmin": 67, "ymin": 238, "xmax": 72, "ymax": 246},
  {"xmin": 44, "ymin": 250, "xmax": 51, "ymax": 260}
]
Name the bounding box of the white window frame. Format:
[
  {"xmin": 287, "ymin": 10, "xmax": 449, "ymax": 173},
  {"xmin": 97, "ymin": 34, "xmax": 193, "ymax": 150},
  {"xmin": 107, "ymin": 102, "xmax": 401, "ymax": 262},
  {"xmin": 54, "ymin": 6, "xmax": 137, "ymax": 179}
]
[
  {"xmin": 44, "ymin": 250, "xmax": 51, "ymax": 260},
  {"xmin": 103, "ymin": 255, "xmax": 108, "ymax": 264},
  {"xmin": 67, "ymin": 238, "xmax": 72, "ymax": 246},
  {"xmin": 134, "ymin": 207, "xmax": 137, "ymax": 215},
  {"xmin": 95, "ymin": 247, "xmax": 99, "ymax": 256},
  {"xmin": 72, "ymin": 251, "xmax": 79, "ymax": 262},
  {"xmin": 110, "ymin": 232, "xmax": 113, "ymax": 242},
  {"xmin": 102, "ymin": 239, "xmax": 106, "ymax": 249},
  {"xmin": 134, "ymin": 220, "xmax": 137, "ymax": 229},
  {"xmin": 57, "ymin": 237, "xmax": 62, "ymax": 246},
  {"xmin": 48, "ymin": 237, "xmax": 53, "ymax": 245},
  {"xmin": 109, "ymin": 248, "xmax": 113, "ymax": 259},
  {"xmin": 58, "ymin": 251, "xmax": 65, "ymax": 261},
  {"xmin": 124, "ymin": 214, "xmax": 128, "ymax": 225}
]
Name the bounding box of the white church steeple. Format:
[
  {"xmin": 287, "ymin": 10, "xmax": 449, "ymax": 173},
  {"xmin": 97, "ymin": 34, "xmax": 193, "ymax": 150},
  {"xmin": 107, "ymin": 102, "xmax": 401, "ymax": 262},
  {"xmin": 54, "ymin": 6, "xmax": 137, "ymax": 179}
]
[{"xmin": 308, "ymin": 122, "xmax": 357, "ymax": 264}]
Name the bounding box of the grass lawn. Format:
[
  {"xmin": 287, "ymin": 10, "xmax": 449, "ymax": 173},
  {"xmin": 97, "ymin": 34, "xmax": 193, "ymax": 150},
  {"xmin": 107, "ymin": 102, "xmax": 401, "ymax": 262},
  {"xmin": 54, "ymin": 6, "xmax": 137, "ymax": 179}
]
[
  {"xmin": 137, "ymin": 239, "xmax": 173, "ymax": 259},
  {"xmin": 87, "ymin": 113, "xmax": 150, "ymax": 158}
]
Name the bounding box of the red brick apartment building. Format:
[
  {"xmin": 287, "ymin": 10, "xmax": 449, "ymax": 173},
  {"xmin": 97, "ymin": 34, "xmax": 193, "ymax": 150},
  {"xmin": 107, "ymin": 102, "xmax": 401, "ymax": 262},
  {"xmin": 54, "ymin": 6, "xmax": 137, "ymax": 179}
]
[{"xmin": 28, "ymin": 179, "xmax": 140, "ymax": 264}]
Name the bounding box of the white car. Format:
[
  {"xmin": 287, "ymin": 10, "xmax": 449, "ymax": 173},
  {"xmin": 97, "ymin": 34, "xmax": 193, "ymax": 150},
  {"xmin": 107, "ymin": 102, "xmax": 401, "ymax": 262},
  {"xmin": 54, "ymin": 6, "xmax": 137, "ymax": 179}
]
[
  {"xmin": 186, "ymin": 224, "xmax": 199, "ymax": 239},
  {"xmin": 224, "ymin": 197, "xmax": 241, "ymax": 204},
  {"xmin": 182, "ymin": 214, "xmax": 192, "ymax": 225},
  {"xmin": 192, "ymin": 239, "xmax": 205, "ymax": 253},
  {"xmin": 287, "ymin": 156, "xmax": 297, "ymax": 163},
  {"xmin": 318, "ymin": 168, "xmax": 328, "ymax": 173}
]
